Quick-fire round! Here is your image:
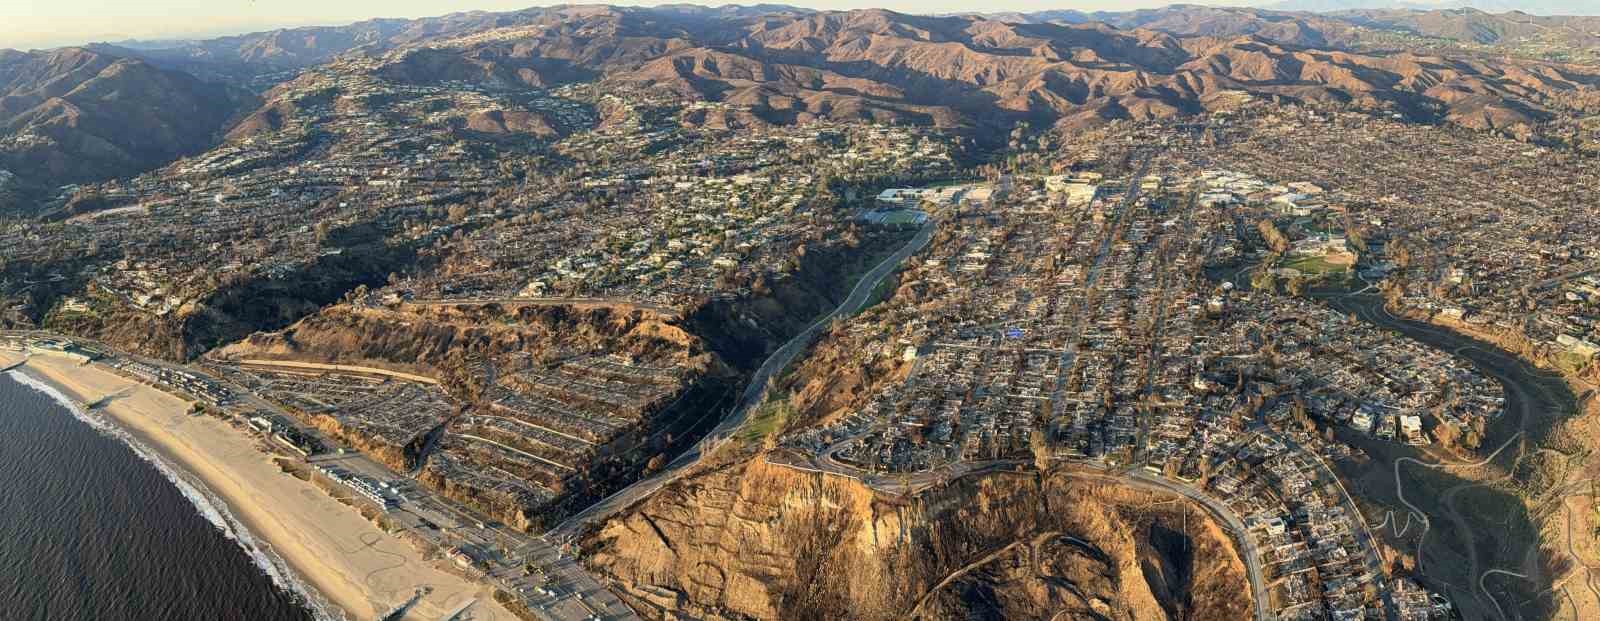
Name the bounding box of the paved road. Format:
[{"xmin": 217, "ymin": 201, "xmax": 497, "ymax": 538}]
[
  {"xmin": 233, "ymin": 358, "xmax": 441, "ymax": 385},
  {"xmin": 756, "ymin": 164, "xmax": 1276, "ymax": 619},
  {"xmin": 1315, "ymin": 290, "xmax": 1584, "ymax": 619},
  {"xmin": 1072, "ymin": 469, "xmax": 1270, "ymax": 621},
  {"xmin": 768, "ymin": 453, "xmax": 1271, "ymax": 621},
  {"xmin": 1132, "ymin": 185, "xmax": 1197, "ymax": 461},
  {"xmin": 2, "ymin": 330, "xmax": 637, "ymax": 621},
  {"xmin": 1520, "ymin": 261, "xmax": 1600, "ymax": 296},
  {"xmin": 1045, "ymin": 155, "xmax": 1150, "ymax": 402},
  {"xmin": 1273, "ymin": 428, "xmax": 1391, "ymax": 611},
  {"xmin": 548, "ymin": 216, "xmax": 940, "ymax": 541}
]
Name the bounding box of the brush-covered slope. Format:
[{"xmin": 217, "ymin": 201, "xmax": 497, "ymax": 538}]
[
  {"xmin": 0, "ymin": 47, "xmax": 252, "ymax": 209},
  {"xmin": 369, "ymin": 8, "xmax": 1598, "ymax": 135}
]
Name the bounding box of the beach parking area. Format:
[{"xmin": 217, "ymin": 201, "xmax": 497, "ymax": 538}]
[{"xmin": 7, "ymin": 351, "xmax": 519, "ymax": 621}]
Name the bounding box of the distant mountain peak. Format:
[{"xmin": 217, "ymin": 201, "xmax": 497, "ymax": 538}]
[
  {"xmin": 1264, "ymin": 0, "xmax": 1599, "ymax": 15},
  {"xmin": 0, "ymin": 47, "xmax": 255, "ymax": 204},
  {"xmin": 4, "ymin": 2, "xmax": 1598, "ymax": 215}
]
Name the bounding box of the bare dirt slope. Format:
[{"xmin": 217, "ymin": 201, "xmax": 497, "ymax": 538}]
[{"xmin": 583, "ymin": 458, "xmax": 1251, "ymax": 621}]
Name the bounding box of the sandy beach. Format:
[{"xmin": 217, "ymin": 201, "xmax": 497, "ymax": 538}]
[{"xmin": 2, "ymin": 349, "xmax": 519, "ymax": 621}]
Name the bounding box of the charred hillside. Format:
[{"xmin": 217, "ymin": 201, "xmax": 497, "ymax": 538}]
[
  {"xmin": 198, "ymin": 224, "xmax": 914, "ymax": 531},
  {"xmin": 39, "ymin": 221, "xmax": 423, "ymax": 361},
  {"xmin": 354, "ymin": 7, "xmax": 1600, "ymax": 138},
  {"xmin": 583, "ymin": 458, "xmax": 1252, "ymax": 621},
  {"xmin": 5, "ymin": 4, "xmax": 1597, "ymax": 219},
  {"xmin": 686, "ymin": 225, "xmax": 914, "ymax": 371},
  {"xmin": 0, "ymin": 47, "xmax": 255, "ymax": 212}
]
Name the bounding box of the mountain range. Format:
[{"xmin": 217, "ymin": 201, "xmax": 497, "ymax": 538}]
[
  {"xmin": 0, "ymin": 48, "xmax": 254, "ymax": 206},
  {"xmin": 1265, "ymin": 0, "xmax": 1600, "ymax": 14},
  {"xmin": 3, "ymin": 3, "xmax": 1598, "ymax": 211}
]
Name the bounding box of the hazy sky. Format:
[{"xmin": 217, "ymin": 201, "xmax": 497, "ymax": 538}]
[{"xmin": 2, "ymin": 0, "xmax": 1258, "ymax": 50}]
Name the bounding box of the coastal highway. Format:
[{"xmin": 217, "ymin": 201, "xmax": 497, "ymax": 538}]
[
  {"xmin": 548, "ymin": 215, "xmax": 940, "ymax": 541},
  {"xmin": 542, "ymin": 184, "xmax": 1272, "ymax": 618},
  {"xmin": 5, "ymin": 208, "xmax": 944, "ymax": 621},
  {"xmin": 1, "ymin": 330, "xmax": 637, "ymax": 621}
]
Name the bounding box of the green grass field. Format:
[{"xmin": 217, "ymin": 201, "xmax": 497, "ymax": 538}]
[
  {"xmin": 739, "ymin": 397, "xmax": 795, "ymax": 444},
  {"xmin": 1285, "ymin": 254, "xmax": 1350, "ymax": 276},
  {"xmin": 1556, "ymin": 351, "xmax": 1591, "ymax": 375}
]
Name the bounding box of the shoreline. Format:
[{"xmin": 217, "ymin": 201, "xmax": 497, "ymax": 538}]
[{"xmin": 0, "ymin": 349, "xmax": 519, "ymax": 621}]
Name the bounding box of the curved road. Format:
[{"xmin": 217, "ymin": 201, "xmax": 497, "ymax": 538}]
[
  {"xmin": 1313, "ymin": 289, "xmax": 1579, "ymax": 620},
  {"xmin": 767, "ymin": 446, "xmax": 1271, "ymax": 621},
  {"xmin": 549, "ymin": 217, "xmax": 940, "ymax": 540},
  {"xmin": 1114, "ymin": 471, "xmax": 1269, "ymax": 621}
]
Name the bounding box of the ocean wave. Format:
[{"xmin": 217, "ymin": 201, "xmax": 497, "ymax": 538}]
[{"xmin": 6, "ymin": 370, "xmax": 346, "ymax": 621}]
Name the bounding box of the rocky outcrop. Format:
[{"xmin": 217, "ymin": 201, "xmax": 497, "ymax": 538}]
[{"xmin": 584, "ymin": 459, "xmax": 1252, "ymax": 620}]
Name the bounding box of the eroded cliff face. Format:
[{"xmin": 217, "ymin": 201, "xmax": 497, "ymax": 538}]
[
  {"xmin": 583, "ymin": 459, "xmax": 1251, "ymax": 621},
  {"xmin": 211, "ymin": 301, "xmax": 736, "ymax": 529}
]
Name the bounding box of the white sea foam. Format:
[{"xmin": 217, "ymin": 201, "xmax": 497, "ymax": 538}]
[{"xmin": 6, "ymin": 370, "xmax": 346, "ymax": 621}]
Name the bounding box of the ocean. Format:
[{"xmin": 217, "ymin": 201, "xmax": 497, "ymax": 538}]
[{"xmin": 0, "ymin": 371, "xmax": 320, "ymax": 621}]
